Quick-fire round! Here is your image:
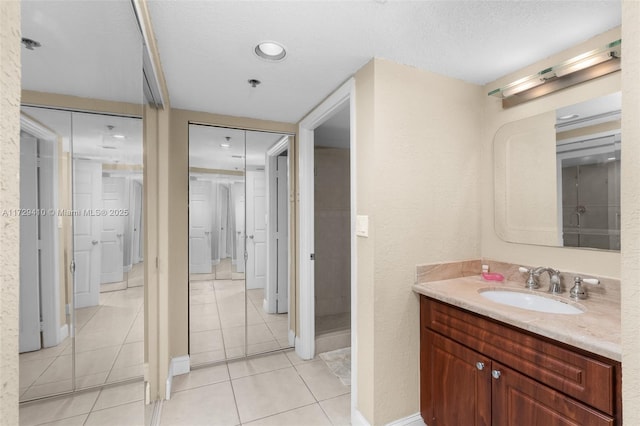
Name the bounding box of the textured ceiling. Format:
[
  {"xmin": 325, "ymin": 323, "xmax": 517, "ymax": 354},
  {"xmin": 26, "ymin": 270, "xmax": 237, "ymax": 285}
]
[
  {"xmin": 20, "ymin": 1, "xmax": 621, "ymax": 126},
  {"xmin": 147, "ymin": 0, "xmax": 621, "ymax": 123},
  {"xmin": 21, "ymin": 0, "xmax": 143, "ymax": 104}
]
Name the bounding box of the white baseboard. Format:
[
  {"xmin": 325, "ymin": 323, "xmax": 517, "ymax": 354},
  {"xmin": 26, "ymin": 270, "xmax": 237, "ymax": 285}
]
[
  {"xmin": 352, "ymin": 409, "xmax": 371, "ymax": 426},
  {"xmin": 351, "ymin": 410, "xmax": 424, "ymax": 426},
  {"xmin": 165, "ymin": 355, "xmax": 190, "ymax": 400},
  {"xmin": 59, "ymin": 324, "xmax": 69, "ymax": 344},
  {"xmin": 386, "ymin": 412, "xmax": 425, "ymax": 426},
  {"xmin": 288, "ymin": 329, "xmax": 295, "ymax": 347},
  {"xmin": 172, "ymin": 355, "xmax": 191, "ymax": 376}
]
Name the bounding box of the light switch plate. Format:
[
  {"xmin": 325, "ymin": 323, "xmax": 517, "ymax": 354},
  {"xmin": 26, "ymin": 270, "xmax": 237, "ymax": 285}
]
[{"xmin": 356, "ymin": 215, "xmax": 369, "ymax": 237}]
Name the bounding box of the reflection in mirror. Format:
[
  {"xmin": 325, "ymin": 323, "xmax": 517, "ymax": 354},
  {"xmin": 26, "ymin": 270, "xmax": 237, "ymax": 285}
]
[
  {"xmin": 19, "ymin": 0, "xmax": 144, "ymax": 402},
  {"xmin": 494, "ymin": 92, "xmax": 621, "ymax": 251},
  {"xmin": 18, "ymin": 109, "xmax": 74, "ymax": 400},
  {"xmin": 556, "ymin": 93, "xmax": 621, "ymax": 250},
  {"xmin": 19, "ymin": 107, "xmax": 144, "ymax": 397},
  {"xmin": 188, "ymin": 124, "xmax": 293, "ymax": 366}
]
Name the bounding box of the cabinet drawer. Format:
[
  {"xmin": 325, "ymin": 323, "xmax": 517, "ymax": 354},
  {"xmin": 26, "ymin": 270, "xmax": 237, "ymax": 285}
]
[{"xmin": 422, "ymin": 296, "xmax": 619, "ymax": 416}]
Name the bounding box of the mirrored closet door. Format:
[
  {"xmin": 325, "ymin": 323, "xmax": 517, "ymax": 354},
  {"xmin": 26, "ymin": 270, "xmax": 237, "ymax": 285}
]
[
  {"xmin": 18, "ymin": 107, "xmax": 144, "ymax": 401},
  {"xmin": 19, "ymin": 0, "xmax": 143, "ymax": 401},
  {"xmin": 188, "ymin": 124, "xmax": 294, "ymax": 366}
]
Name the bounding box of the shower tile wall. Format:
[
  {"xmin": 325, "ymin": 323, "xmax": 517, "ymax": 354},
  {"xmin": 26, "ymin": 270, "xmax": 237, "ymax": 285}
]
[{"xmin": 314, "ymin": 147, "xmax": 351, "ymax": 323}]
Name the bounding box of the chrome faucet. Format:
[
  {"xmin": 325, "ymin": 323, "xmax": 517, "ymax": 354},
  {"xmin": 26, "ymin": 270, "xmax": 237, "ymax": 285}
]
[
  {"xmin": 533, "ymin": 267, "xmax": 562, "ymax": 294},
  {"xmin": 519, "ymin": 266, "xmax": 561, "ymax": 293}
]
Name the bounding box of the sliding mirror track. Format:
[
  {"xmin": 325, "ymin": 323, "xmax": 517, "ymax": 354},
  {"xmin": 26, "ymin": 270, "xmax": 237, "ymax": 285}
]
[{"xmin": 188, "ymin": 124, "xmax": 294, "ymax": 366}]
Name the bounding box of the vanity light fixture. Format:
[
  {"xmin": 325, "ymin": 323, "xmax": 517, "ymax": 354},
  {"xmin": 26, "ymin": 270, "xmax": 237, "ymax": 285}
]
[
  {"xmin": 254, "ymin": 41, "xmax": 286, "ymax": 61},
  {"xmin": 113, "ymin": 134, "xmax": 126, "ymax": 139},
  {"xmin": 220, "ymin": 143, "xmax": 231, "ymax": 148},
  {"xmin": 489, "ymin": 39, "xmax": 621, "ymax": 108}
]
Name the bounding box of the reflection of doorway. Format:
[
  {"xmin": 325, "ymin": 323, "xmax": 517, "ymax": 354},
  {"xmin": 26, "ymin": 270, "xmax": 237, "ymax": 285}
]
[
  {"xmin": 73, "ymin": 160, "xmax": 102, "ymax": 308},
  {"xmin": 189, "ymin": 179, "xmax": 213, "ymax": 274},
  {"xmin": 265, "ymin": 138, "xmax": 290, "ymax": 315},
  {"xmin": 19, "ymin": 127, "xmax": 65, "ymax": 353}
]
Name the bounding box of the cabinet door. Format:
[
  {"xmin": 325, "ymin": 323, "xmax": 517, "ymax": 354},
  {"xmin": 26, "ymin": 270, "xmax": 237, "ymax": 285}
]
[
  {"xmin": 491, "ymin": 362, "xmax": 614, "ymax": 426},
  {"xmin": 421, "ymin": 330, "xmax": 491, "ymax": 426}
]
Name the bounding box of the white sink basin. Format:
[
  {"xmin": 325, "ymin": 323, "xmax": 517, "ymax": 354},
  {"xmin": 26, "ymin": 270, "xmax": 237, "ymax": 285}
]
[{"xmin": 478, "ymin": 289, "xmax": 584, "ymax": 315}]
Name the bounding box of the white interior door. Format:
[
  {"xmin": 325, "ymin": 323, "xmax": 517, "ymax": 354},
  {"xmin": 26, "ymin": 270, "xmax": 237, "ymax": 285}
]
[
  {"xmin": 189, "ymin": 179, "xmax": 213, "ymax": 274},
  {"xmin": 73, "ymin": 160, "xmax": 102, "ymax": 308},
  {"xmin": 276, "ymin": 157, "xmax": 289, "ymax": 312},
  {"xmin": 101, "ymin": 176, "xmax": 125, "ymax": 284},
  {"xmin": 246, "ymin": 171, "xmax": 266, "ymax": 289},
  {"xmin": 19, "ymin": 132, "xmax": 41, "ymax": 353}
]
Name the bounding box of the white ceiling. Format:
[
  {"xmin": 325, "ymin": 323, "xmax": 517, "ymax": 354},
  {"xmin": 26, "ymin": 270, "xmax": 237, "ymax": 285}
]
[
  {"xmin": 21, "ymin": 0, "xmax": 143, "ymax": 104},
  {"xmin": 147, "ymin": 0, "xmax": 621, "ymax": 123},
  {"xmin": 19, "ymin": 1, "xmax": 621, "ymax": 126}
]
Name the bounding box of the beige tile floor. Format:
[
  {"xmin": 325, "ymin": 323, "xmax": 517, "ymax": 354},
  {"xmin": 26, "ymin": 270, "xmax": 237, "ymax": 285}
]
[
  {"xmin": 19, "ymin": 381, "xmax": 144, "ymax": 426},
  {"xmin": 19, "ymin": 349, "xmax": 351, "ymax": 425},
  {"xmin": 189, "ymin": 275, "xmax": 292, "ymax": 366},
  {"xmin": 161, "ymin": 349, "xmax": 351, "ymax": 426},
  {"xmin": 19, "ymin": 285, "xmax": 144, "ymax": 401}
]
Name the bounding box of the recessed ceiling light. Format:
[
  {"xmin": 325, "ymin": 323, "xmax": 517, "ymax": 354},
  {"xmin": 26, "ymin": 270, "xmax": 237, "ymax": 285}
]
[
  {"xmin": 254, "ymin": 41, "xmax": 286, "ymax": 61},
  {"xmin": 113, "ymin": 134, "xmax": 126, "ymax": 139},
  {"xmin": 558, "ymin": 113, "xmax": 579, "ymax": 120}
]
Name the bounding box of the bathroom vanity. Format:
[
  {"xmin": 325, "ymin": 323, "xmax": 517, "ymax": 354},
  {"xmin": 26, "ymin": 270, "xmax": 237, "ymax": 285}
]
[{"xmin": 413, "ymin": 276, "xmax": 622, "ymax": 426}]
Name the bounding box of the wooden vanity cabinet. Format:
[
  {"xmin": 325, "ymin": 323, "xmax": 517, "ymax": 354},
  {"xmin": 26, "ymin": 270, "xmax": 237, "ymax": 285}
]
[{"xmin": 420, "ymin": 296, "xmax": 622, "ymax": 426}]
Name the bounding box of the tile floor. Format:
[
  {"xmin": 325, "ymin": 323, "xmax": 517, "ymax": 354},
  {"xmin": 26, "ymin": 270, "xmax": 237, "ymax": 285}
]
[
  {"xmin": 189, "ymin": 268, "xmax": 292, "ymax": 366},
  {"xmin": 161, "ymin": 349, "xmax": 351, "ymax": 426},
  {"xmin": 19, "ymin": 381, "xmax": 144, "ymax": 426},
  {"xmin": 19, "ymin": 284, "xmax": 144, "ymax": 401},
  {"xmin": 19, "ymin": 349, "xmax": 351, "ymax": 426}
]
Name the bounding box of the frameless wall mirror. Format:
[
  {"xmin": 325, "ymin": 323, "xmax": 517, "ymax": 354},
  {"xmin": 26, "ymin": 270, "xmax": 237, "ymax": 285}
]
[
  {"xmin": 494, "ymin": 92, "xmax": 621, "ymax": 251},
  {"xmin": 19, "ymin": 0, "xmax": 143, "ymax": 402},
  {"xmin": 188, "ymin": 124, "xmax": 294, "ymax": 366}
]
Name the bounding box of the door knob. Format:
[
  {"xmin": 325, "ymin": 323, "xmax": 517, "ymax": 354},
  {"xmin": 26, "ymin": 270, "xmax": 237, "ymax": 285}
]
[
  {"xmin": 249, "ymin": 235, "xmax": 254, "ymax": 239},
  {"xmin": 92, "ymin": 240, "xmax": 99, "ymax": 245},
  {"xmin": 492, "ymin": 370, "xmax": 501, "ymax": 380},
  {"xmin": 476, "ymin": 362, "xmax": 485, "ymax": 371}
]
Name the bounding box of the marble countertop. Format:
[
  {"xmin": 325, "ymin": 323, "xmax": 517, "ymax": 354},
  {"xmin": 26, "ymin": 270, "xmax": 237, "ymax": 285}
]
[{"xmin": 413, "ymin": 276, "xmax": 621, "ymax": 361}]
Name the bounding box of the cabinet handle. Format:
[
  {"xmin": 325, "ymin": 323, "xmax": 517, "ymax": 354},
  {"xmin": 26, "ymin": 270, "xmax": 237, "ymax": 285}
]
[
  {"xmin": 492, "ymin": 369, "xmax": 501, "ymax": 380},
  {"xmin": 476, "ymin": 362, "xmax": 485, "ymax": 371}
]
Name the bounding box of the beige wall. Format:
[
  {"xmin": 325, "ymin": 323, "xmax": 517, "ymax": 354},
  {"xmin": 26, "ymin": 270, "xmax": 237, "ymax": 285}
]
[
  {"xmin": 621, "ymin": 2, "xmax": 640, "ymax": 424},
  {"xmin": 167, "ymin": 109, "xmax": 296, "ymax": 359},
  {"xmin": 0, "ymin": 1, "xmax": 20, "ymax": 424},
  {"xmin": 355, "ymin": 58, "xmax": 483, "ymax": 424},
  {"xmin": 481, "ymin": 27, "xmax": 622, "ymax": 279},
  {"xmin": 314, "ymin": 147, "xmax": 351, "ymax": 318}
]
